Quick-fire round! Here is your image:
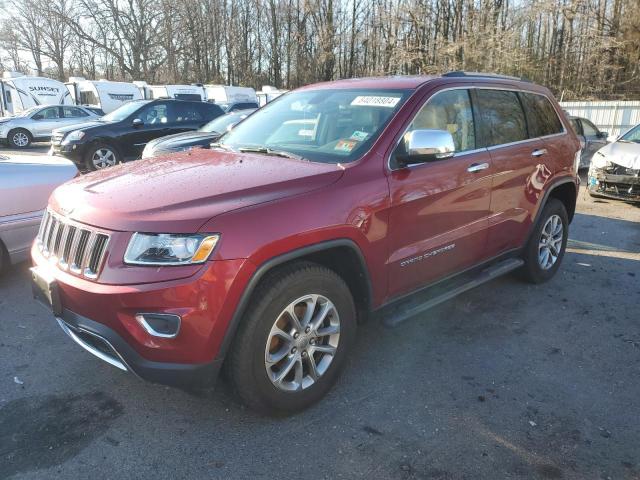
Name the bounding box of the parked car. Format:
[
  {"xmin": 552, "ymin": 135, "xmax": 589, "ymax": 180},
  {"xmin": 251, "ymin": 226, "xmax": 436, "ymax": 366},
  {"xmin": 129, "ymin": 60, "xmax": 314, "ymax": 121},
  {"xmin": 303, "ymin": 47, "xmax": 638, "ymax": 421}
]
[
  {"xmin": 587, "ymin": 122, "xmax": 640, "ymax": 202},
  {"xmin": 141, "ymin": 109, "xmax": 255, "ymax": 158},
  {"xmin": 0, "ymin": 154, "xmax": 77, "ymax": 273},
  {"xmin": 0, "ymin": 105, "xmax": 102, "ymax": 148},
  {"xmin": 31, "ymin": 73, "xmax": 580, "ymax": 414},
  {"xmin": 568, "ymin": 116, "xmax": 609, "ymax": 168},
  {"xmin": 217, "ymin": 101, "xmax": 259, "ymax": 113},
  {"xmin": 50, "ymin": 99, "xmax": 225, "ymax": 171}
]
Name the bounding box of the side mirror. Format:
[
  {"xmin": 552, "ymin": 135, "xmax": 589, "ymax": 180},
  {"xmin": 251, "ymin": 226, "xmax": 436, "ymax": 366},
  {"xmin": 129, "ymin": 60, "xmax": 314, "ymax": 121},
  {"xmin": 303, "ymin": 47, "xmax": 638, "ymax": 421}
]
[
  {"xmin": 597, "ymin": 131, "xmax": 608, "ymax": 139},
  {"xmin": 132, "ymin": 118, "xmax": 143, "ymax": 127},
  {"xmin": 397, "ymin": 129, "xmax": 455, "ymax": 167},
  {"xmin": 32, "ymin": 114, "xmax": 43, "ymax": 121}
]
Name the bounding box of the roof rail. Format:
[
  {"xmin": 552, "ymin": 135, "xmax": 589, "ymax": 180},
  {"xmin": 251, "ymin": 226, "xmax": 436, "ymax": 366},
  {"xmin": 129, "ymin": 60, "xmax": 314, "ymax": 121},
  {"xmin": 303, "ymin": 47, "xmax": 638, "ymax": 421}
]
[{"xmin": 442, "ymin": 71, "xmax": 531, "ymax": 82}]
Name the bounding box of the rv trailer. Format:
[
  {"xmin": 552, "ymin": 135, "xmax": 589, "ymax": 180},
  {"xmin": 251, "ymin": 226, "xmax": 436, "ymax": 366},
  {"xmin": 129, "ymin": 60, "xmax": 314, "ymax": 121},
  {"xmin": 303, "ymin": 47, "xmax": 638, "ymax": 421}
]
[
  {"xmin": 0, "ymin": 72, "xmax": 72, "ymax": 116},
  {"xmin": 203, "ymin": 85, "xmax": 257, "ymax": 105},
  {"xmin": 256, "ymin": 85, "xmax": 287, "ymax": 106},
  {"xmin": 135, "ymin": 82, "xmax": 206, "ymax": 101},
  {"xmin": 66, "ymin": 77, "xmax": 143, "ymax": 114}
]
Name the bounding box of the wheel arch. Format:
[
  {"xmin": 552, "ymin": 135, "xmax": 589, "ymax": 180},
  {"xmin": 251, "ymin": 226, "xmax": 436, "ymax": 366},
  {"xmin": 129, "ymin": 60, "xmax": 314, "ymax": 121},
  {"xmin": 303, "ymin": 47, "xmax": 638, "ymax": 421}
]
[{"xmin": 216, "ymin": 239, "xmax": 373, "ymax": 362}]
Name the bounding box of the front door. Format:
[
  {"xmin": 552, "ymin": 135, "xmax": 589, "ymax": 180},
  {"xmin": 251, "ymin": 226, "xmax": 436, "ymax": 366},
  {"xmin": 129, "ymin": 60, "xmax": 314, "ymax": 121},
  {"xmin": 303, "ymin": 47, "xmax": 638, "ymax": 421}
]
[
  {"xmin": 31, "ymin": 106, "xmax": 62, "ymax": 137},
  {"xmin": 580, "ymin": 118, "xmax": 607, "ymax": 164},
  {"xmin": 122, "ymin": 102, "xmax": 173, "ymax": 159},
  {"xmin": 386, "ymin": 88, "xmax": 493, "ymax": 299}
]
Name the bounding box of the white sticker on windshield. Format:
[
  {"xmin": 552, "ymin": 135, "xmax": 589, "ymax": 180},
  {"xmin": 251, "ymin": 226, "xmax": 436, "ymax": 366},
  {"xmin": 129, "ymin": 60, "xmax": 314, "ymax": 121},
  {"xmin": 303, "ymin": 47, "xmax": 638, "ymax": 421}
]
[{"xmin": 350, "ymin": 96, "xmax": 400, "ymax": 108}]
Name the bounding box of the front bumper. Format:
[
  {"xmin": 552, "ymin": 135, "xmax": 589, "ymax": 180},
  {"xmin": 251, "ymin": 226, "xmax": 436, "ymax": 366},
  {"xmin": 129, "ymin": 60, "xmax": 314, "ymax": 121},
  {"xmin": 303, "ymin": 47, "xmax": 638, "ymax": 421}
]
[
  {"xmin": 56, "ymin": 310, "xmax": 223, "ymax": 389},
  {"xmin": 588, "ymin": 168, "xmax": 640, "ymax": 202},
  {"xmin": 32, "ymin": 244, "xmax": 254, "ymax": 388},
  {"xmin": 50, "ymin": 140, "xmax": 86, "ymax": 163}
]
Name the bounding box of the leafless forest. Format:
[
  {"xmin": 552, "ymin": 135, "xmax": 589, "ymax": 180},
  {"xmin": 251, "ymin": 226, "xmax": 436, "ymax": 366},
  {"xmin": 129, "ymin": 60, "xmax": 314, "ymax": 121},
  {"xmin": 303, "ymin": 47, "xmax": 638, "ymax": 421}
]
[{"xmin": 0, "ymin": 0, "xmax": 638, "ymax": 99}]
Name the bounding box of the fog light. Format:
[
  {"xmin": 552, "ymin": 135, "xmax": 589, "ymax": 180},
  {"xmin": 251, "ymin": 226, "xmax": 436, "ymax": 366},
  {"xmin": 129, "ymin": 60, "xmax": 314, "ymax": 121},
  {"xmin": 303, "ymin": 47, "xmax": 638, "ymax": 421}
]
[{"xmin": 135, "ymin": 313, "xmax": 181, "ymax": 338}]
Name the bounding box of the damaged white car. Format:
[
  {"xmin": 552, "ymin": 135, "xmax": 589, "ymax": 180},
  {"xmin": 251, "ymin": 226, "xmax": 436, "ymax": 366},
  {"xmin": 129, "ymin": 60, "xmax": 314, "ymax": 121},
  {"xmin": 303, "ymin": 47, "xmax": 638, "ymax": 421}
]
[{"xmin": 588, "ymin": 123, "xmax": 640, "ymax": 202}]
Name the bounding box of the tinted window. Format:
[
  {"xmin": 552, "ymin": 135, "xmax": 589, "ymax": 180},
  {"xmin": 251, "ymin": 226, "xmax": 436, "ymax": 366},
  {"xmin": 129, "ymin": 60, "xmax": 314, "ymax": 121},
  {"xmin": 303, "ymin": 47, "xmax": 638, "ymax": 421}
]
[
  {"xmin": 34, "ymin": 107, "xmax": 60, "ymax": 120},
  {"xmin": 63, "ymin": 106, "xmax": 89, "ymax": 118},
  {"xmin": 139, "ymin": 104, "xmax": 169, "ymax": 124},
  {"xmin": 519, "ymin": 92, "xmax": 563, "ymax": 137},
  {"xmin": 581, "ymin": 119, "xmax": 599, "ymax": 136},
  {"xmin": 476, "ymin": 90, "xmax": 527, "ymax": 146},
  {"xmin": 199, "ymin": 103, "xmax": 224, "ymax": 119},
  {"xmin": 174, "ymin": 103, "xmax": 203, "ymax": 122},
  {"xmin": 569, "ymin": 118, "xmax": 581, "ymax": 135},
  {"xmin": 408, "ymin": 89, "xmax": 475, "ymax": 152}
]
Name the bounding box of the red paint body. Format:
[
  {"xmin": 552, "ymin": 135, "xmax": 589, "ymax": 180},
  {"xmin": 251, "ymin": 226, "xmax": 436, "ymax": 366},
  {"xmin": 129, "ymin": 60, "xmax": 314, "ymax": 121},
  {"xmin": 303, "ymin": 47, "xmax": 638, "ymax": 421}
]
[{"xmin": 32, "ymin": 76, "xmax": 580, "ymax": 372}]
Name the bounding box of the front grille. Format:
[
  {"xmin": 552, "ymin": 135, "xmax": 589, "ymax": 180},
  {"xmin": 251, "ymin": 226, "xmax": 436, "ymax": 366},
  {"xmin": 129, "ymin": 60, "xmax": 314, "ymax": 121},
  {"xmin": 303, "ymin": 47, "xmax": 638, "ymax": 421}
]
[
  {"xmin": 604, "ymin": 164, "xmax": 640, "ymax": 176},
  {"xmin": 37, "ymin": 210, "xmax": 110, "ymax": 280}
]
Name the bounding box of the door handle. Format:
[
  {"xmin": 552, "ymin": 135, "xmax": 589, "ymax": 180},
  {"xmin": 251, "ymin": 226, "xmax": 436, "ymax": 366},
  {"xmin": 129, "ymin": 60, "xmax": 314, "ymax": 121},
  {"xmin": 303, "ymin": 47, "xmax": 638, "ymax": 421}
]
[
  {"xmin": 531, "ymin": 148, "xmax": 548, "ymax": 157},
  {"xmin": 467, "ymin": 162, "xmax": 489, "ymax": 173}
]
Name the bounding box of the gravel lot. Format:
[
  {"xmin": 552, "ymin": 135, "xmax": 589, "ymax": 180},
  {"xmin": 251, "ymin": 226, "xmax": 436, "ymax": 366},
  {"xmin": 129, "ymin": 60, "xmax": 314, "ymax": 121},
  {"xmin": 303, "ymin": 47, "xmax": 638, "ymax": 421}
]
[{"xmin": 1, "ymin": 169, "xmax": 639, "ymax": 480}]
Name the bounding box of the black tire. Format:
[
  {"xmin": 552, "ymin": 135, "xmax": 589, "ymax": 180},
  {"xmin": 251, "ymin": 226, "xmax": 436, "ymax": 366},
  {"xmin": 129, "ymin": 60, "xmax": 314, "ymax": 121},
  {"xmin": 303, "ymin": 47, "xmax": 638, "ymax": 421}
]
[
  {"xmin": 8, "ymin": 128, "xmax": 32, "ymax": 148},
  {"xmin": 519, "ymin": 198, "xmax": 569, "ymax": 284},
  {"xmin": 84, "ymin": 143, "xmax": 120, "ymax": 171},
  {"xmin": 226, "ymin": 261, "xmax": 356, "ymax": 415}
]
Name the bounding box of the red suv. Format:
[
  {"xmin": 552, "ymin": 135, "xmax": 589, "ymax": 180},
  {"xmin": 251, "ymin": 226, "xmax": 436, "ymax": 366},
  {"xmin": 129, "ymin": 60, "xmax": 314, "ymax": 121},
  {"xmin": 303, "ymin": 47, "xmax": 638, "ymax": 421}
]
[{"xmin": 31, "ymin": 73, "xmax": 580, "ymax": 414}]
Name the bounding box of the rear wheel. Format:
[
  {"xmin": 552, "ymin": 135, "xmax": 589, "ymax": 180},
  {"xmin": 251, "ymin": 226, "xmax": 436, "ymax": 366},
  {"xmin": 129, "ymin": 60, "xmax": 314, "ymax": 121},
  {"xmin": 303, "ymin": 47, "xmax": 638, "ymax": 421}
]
[
  {"xmin": 519, "ymin": 198, "xmax": 569, "ymax": 283},
  {"xmin": 227, "ymin": 262, "xmax": 356, "ymax": 415},
  {"xmin": 8, "ymin": 129, "xmax": 32, "ymax": 148},
  {"xmin": 85, "ymin": 144, "xmax": 119, "ymax": 171}
]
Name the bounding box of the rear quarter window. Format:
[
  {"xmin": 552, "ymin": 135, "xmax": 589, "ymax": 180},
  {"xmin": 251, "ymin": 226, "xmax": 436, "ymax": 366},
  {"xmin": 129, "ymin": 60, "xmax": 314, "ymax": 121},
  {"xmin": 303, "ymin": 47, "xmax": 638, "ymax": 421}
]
[
  {"xmin": 519, "ymin": 92, "xmax": 564, "ymax": 137},
  {"xmin": 475, "ymin": 89, "xmax": 528, "ymax": 146}
]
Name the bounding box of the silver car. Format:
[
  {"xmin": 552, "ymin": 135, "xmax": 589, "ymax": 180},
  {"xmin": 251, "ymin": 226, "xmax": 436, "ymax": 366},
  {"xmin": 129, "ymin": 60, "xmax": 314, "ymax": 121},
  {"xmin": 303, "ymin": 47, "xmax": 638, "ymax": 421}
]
[
  {"xmin": 0, "ymin": 105, "xmax": 102, "ymax": 149},
  {"xmin": 569, "ymin": 116, "xmax": 609, "ymax": 169},
  {"xmin": 0, "ymin": 154, "xmax": 77, "ymax": 273}
]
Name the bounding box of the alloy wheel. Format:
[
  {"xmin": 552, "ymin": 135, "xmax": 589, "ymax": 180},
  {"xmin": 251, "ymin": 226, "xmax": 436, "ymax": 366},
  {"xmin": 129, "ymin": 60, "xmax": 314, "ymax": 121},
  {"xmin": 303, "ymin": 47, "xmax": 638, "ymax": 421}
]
[
  {"xmin": 12, "ymin": 132, "xmax": 29, "ymax": 147},
  {"xmin": 92, "ymin": 148, "xmax": 117, "ymax": 169},
  {"xmin": 265, "ymin": 294, "xmax": 340, "ymax": 392},
  {"xmin": 538, "ymin": 214, "xmax": 563, "ymax": 270}
]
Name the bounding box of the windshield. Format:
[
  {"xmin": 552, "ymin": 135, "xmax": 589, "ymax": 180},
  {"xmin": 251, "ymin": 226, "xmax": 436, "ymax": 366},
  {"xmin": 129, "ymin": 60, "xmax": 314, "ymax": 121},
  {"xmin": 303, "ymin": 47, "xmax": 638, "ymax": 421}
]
[
  {"xmin": 102, "ymin": 100, "xmax": 150, "ymax": 122},
  {"xmin": 620, "ymin": 124, "xmax": 640, "ymax": 143},
  {"xmin": 201, "ymin": 110, "xmax": 254, "ymax": 133},
  {"xmin": 220, "ymin": 88, "xmax": 410, "ymax": 163}
]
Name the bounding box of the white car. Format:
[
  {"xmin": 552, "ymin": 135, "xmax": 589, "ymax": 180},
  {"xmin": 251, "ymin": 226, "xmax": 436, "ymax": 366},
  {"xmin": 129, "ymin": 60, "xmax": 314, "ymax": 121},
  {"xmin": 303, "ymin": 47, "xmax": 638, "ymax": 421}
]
[
  {"xmin": 588, "ymin": 123, "xmax": 640, "ymax": 202},
  {"xmin": 0, "ymin": 105, "xmax": 102, "ymax": 149},
  {"xmin": 0, "ymin": 154, "xmax": 77, "ymax": 273}
]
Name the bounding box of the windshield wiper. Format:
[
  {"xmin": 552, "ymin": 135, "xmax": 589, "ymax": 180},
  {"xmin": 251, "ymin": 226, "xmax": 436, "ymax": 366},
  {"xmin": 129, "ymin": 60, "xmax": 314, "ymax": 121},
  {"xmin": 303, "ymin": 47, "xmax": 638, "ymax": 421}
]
[
  {"xmin": 210, "ymin": 142, "xmax": 235, "ymax": 151},
  {"xmin": 238, "ymin": 146, "xmax": 304, "ymax": 160}
]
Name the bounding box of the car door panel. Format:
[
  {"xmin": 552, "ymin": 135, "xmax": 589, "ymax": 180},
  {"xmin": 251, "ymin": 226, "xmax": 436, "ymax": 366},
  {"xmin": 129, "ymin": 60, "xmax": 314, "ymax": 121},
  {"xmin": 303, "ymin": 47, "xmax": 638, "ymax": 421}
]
[
  {"xmin": 387, "ymin": 151, "xmax": 493, "ymax": 298},
  {"xmin": 580, "ymin": 119, "xmax": 607, "ymax": 163}
]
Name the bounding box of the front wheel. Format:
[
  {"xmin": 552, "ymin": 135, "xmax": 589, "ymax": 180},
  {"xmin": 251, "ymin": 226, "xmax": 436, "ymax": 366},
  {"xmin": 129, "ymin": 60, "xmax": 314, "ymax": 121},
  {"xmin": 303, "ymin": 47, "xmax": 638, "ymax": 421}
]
[
  {"xmin": 8, "ymin": 129, "xmax": 32, "ymax": 148},
  {"xmin": 85, "ymin": 144, "xmax": 119, "ymax": 171},
  {"xmin": 227, "ymin": 262, "xmax": 356, "ymax": 415},
  {"xmin": 519, "ymin": 198, "xmax": 569, "ymax": 284}
]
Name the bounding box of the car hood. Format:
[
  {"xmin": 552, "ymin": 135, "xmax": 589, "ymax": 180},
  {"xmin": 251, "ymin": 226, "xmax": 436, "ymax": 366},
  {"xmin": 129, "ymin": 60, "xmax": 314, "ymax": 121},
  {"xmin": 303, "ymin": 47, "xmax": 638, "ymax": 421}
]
[
  {"xmin": 147, "ymin": 131, "xmax": 220, "ymax": 151},
  {"xmin": 53, "ymin": 120, "xmax": 109, "ymax": 135},
  {"xmin": 49, "ymin": 149, "xmax": 344, "ymax": 232},
  {"xmin": 592, "ymin": 141, "xmax": 640, "ymax": 170}
]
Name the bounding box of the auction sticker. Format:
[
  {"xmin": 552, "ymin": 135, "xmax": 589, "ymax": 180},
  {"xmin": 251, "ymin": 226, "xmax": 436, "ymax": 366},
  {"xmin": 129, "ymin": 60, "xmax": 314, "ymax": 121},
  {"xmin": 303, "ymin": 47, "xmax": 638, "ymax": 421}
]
[
  {"xmin": 335, "ymin": 140, "xmax": 357, "ymax": 152},
  {"xmin": 351, "ymin": 96, "xmax": 400, "ymax": 108}
]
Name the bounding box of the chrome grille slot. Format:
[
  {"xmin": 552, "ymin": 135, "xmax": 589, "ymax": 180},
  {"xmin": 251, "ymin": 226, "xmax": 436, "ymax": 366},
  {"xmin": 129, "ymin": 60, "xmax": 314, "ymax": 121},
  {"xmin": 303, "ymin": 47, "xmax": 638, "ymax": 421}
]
[{"xmin": 36, "ymin": 210, "xmax": 110, "ymax": 280}]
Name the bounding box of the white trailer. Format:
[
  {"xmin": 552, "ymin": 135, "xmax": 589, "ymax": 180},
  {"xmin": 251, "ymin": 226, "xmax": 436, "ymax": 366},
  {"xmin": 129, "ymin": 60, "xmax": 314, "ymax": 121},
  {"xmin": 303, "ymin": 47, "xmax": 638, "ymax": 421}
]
[
  {"xmin": 257, "ymin": 85, "xmax": 287, "ymax": 106},
  {"xmin": 0, "ymin": 72, "xmax": 73, "ymax": 116},
  {"xmin": 204, "ymin": 85, "xmax": 257, "ymax": 104},
  {"xmin": 66, "ymin": 77, "xmax": 143, "ymax": 114},
  {"xmin": 134, "ymin": 82, "xmax": 206, "ymax": 101}
]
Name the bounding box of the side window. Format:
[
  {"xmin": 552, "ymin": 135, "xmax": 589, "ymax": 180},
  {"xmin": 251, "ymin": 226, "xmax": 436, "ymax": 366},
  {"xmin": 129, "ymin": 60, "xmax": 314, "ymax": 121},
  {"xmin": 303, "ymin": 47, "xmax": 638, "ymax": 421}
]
[
  {"xmin": 519, "ymin": 92, "xmax": 563, "ymax": 137},
  {"xmin": 174, "ymin": 103, "xmax": 204, "ymax": 123},
  {"xmin": 139, "ymin": 104, "xmax": 168, "ymax": 124},
  {"xmin": 63, "ymin": 106, "xmax": 89, "ymax": 118},
  {"xmin": 569, "ymin": 118, "xmax": 581, "ymax": 135},
  {"xmin": 476, "ymin": 89, "xmax": 527, "ymax": 146},
  {"xmin": 33, "ymin": 107, "xmax": 60, "ymax": 120},
  {"xmin": 581, "ymin": 119, "xmax": 599, "ymax": 136},
  {"xmin": 407, "ymin": 89, "xmax": 476, "ymax": 152}
]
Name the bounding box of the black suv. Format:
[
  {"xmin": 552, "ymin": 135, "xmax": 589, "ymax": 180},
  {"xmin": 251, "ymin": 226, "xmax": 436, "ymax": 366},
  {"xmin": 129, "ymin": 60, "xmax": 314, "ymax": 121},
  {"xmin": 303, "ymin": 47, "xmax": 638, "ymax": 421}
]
[{"xmin": 51, "ymin": 99, "xmax": 224, "ymax": 171}]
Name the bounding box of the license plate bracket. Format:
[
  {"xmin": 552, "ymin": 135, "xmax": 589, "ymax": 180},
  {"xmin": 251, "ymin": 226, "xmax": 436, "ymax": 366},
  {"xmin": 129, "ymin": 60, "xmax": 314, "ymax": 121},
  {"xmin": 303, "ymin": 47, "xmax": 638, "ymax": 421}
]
[{"xmin": 31, "ymin": 267, "xmax": 62, "ymax": 316}]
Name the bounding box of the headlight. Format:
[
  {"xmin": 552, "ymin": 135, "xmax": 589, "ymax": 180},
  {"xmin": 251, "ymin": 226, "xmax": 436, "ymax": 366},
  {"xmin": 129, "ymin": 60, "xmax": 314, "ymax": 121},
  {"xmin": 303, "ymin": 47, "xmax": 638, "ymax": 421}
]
[
  {"xmin": 124, "ymin": 233, "xmax": 220, "ymax": 265},
  {"xmin": 62, "ymin": 130, "xmax": 85, "ymax": 143}
]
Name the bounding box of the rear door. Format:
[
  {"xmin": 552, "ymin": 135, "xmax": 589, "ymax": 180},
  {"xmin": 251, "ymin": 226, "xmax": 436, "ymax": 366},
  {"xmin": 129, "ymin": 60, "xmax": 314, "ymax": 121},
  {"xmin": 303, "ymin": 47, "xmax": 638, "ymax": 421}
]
[
  {"xmin": 480, "ymin": 89, "xmax": 554, "ymax": 257},
  {"xmin": 170, "ymin": 102, "xmax": 207, "ymax": 134},
  {"xmin": 386, "ymin": 88, "xmax": 493, "ymax": 298},
  {"xmin": 61, "ymin": 106, "xmax": 91, "ymax": 129}
]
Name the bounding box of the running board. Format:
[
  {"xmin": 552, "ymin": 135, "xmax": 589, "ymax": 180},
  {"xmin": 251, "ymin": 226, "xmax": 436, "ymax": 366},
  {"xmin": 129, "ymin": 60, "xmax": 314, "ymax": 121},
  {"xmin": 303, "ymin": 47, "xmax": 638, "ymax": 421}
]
[{"xmin": 380, "ymin": 258, "xmax": 524, "ymax": 327}]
